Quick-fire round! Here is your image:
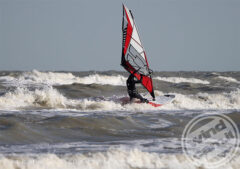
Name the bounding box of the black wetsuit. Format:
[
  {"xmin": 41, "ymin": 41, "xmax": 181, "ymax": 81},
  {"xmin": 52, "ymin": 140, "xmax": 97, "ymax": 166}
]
[{"xmin": 127, "ymin": 73, "xmax": 148, "ymax": 103}]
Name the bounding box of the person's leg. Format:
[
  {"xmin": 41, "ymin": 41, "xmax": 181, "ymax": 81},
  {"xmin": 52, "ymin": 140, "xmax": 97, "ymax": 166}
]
[
  {"xmin": 135, "ymin": 93, "xmax": 149, "ymax": 103},
  {"xmin": 129, "ymin": 96, "xmax": 133, "ymax": 102},
  {"xmin": 128, "ymin": 90, "xmax": 134, "ymax": 102}
]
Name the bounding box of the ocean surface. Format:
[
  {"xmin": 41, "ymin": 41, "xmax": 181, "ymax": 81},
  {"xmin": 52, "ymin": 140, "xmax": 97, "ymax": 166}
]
[{"xmin": 0, "ymin": 70, "xmax": 240, "ymax": 169}]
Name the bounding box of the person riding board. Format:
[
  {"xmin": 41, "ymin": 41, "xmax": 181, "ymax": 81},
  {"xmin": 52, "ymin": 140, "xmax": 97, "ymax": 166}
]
[{"xmin": 127, "ymin": 70, "xmax": 149, "ymax": 103}]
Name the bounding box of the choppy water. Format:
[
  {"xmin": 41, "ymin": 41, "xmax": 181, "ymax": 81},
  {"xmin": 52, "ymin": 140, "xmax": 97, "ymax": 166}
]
[{"xmin": 0, "ymin": 70, "xmax": 240, "ymax": 169}]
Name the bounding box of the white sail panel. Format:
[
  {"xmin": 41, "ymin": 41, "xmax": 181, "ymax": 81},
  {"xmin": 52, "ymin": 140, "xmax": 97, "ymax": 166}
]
[
  {"xmin": 124, "ymin": 6, "xmax": 134, "ymax": 27},
  {"xmin": 125, "ymin": 5, "xmax": 146, "ymax": 61},
  {"xmin": 130, "ymin": 26, "xmax": 145, "ymax": 60}
]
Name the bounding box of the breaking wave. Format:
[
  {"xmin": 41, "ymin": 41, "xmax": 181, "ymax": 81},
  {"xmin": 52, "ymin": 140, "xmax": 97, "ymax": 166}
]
[
  {"xmin": 217, "ymin": 76, "xmax": 240, "ymax": 83},
  {"xmin": 0, "ymin": 87, "xmax": 124, "ymax": 111},
  {"xmin": 0, "ymin": 148, "xmax": 239, "ymax": 169},
  {"xmin": 162, "ymin": 90, "xmax": 240, "ymax": 110},
  {"xmin": 0, "ymin": 87, "xmax": 240, "ymax": 111},
  {"xmin": 0, "ymin": 70, "xmax": 218, "ymax": 87},
  {"xmin": 0, "ymin": 87, "xmax": 67, "ymax": 109},
  {"xmin": 154, "ymin": 76, "xmax": 210, "ymax": 84},
  {"xmin": 0, "ymin": 70, "xmax": 126, "ymax": 86}
]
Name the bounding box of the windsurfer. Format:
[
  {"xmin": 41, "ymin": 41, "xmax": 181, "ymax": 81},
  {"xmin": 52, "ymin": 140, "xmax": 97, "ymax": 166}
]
[{"xmin": 127, "ymin": 71, "xmax": 149, "ymax": 103}]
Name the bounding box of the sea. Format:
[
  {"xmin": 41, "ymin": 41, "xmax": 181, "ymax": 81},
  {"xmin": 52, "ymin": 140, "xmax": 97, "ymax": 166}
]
[{"xmin": 0, "ymin": 70, "xmax": 239, "ymax": 169}]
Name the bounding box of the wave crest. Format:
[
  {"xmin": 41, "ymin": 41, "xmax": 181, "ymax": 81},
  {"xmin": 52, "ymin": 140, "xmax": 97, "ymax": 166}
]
[
  {"xmin": 0, "ymin": 70, "xmax": 126, "ymax": 86},
  {"xmin": 154, "ymin": 76, "xmax": 210, "ymax": 84},
  {"xmin": 0, "ymin": 87, "xmax": 125, "ymax": 111},
  {"xmin": 0, "ymin": 87, "xmax": 240, "ymax": 111},
  {"xmin": 0, "ymin": 87, "xmax": 67, "ymax": 109},
  {"xmin": 163, "ymin": 90, "xmax": 240, "ymax": 110},
  {"xmin": 216, "ymin": 76, "xmax": 240, "ymax": 83},
  {"xmin": 0, "ymin": 148, "xmax": 239, "ymax": 169}
]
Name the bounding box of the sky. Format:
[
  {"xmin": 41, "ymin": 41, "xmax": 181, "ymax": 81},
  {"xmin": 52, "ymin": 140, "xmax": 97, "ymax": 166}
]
[{"xmin": 0, "ymin": 0, "xmax": 239, "ymax": 71}]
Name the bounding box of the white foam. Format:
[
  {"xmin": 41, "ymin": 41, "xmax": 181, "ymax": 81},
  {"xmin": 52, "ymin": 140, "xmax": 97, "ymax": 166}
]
[
  {"xmin": 0, "ymin": 87, "xmax": 127, "ymax": 111},
  {"xmin": 162, "ymin": 89, "xmax": 240, "ymax": 110},
  {"xmin": 0, "ymin": 149, "xmax": 166, "ymax": 169},
  {"xmin": 135, "ymin": 90, "xmax": 240, "ymax": 111},
  {"xmin": 148, "ymin": 119, "xmax": 174, "ymax": 128},
  {"xmin": 77, "ymin": 74, "xmax": 126, "ymax": 86},
  {"xmin": 217, "ymin": 76, "xmax": 240, "ymax": 83},
  {"xmin": 0, "ymin": 87, "xmax": 68, "ymax": 109},
  {"xmin": 0, "ymin": 86, "xmax": 240, "ymax": 111},
  {"xmin": 0, "ymin": 148, "xmax": 239, "ymax": 169},
  {"xmin": 0, "ymin": 70, "xmax": 127, "ymax": 86},
  {"xmin": 0, "ymin": 87, "xmax": 163, "ymax": 112},
  {"xmin": 154, "ymin": 77, "xmax": 210, "ymax": 84}
]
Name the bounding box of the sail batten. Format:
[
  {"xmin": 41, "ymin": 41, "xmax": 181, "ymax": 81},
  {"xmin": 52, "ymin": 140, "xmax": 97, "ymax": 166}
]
[{"xmin": 121, "ymin": 4, "xmax": 155, "ymax": 99}]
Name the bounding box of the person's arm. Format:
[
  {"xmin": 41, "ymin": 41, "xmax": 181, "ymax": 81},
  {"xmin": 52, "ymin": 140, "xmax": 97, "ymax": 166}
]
[
  {"xmin": 127, "ymin": 72, "xmax": 134, "ymax": 81},
  {"xmin": 134, "ymin": 74, "xmax": 143, "ymax": 83}
]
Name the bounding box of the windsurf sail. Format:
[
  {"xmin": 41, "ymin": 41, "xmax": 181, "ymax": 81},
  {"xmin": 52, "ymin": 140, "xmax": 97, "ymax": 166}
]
[{"xmin": 121, "ymin": 4, "xmax": 155, "ymax": 99}]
